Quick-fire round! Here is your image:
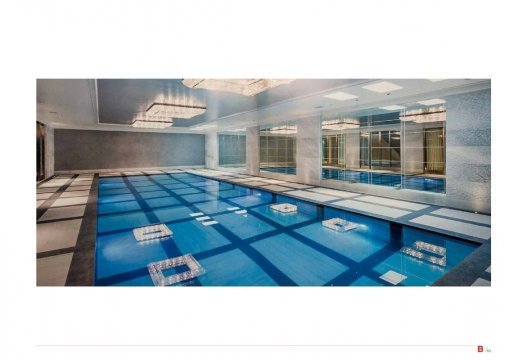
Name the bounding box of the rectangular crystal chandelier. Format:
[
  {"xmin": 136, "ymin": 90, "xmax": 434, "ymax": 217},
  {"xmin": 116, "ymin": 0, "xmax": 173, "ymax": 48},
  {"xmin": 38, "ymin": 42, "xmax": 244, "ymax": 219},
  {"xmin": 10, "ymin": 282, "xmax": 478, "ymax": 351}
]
[
  {"xmin": 269, "ymin": 125, "xmax": 297, "ymax": 135},
  {"xmin": 322, "ymin": 118, "xmax": 360, "ymax": 131},
  {"xmin": 146, "ymin": 102, "xmax": 206, "ymax": 119},
  {"xmin": 182, "ymin": 79, "xmax": 295, "ymax": 96},
  {"xmin": 270, "ymin": 203, "xmax": 298, "ymax": 213},
  {"xmin": 400, "ymin": 106, "xmax": 446, "ymax": 123},
  {"xmin": 133, "ymin": 224, "xmax": 173, "ymax": 241},
  {"xmin": 322, "ymin": 218, "xmax": 359, "ymax": 232},
  {"xmin": 400, "ymin": 241, "xmax": 446, "ymax": 267},
  {"xmin": 147, "ymin": 254, "xmax": 206, "ymax": 286},
  {"xmin": 132, "ymin": 116, "xmax": 173, "ymax": 129}
]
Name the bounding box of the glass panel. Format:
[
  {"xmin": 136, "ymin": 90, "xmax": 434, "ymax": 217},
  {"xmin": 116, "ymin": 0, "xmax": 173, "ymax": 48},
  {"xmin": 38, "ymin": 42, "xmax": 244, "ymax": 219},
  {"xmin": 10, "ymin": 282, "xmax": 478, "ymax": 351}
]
[
  {"xmin": 218, "ymin": 129, "xmax": 246, "ymax": 169},
  {"xmin": 259, "ymin": 120, "xmax": 297, "ymax": 175},
  {"xmin": 402, "ymin": 105, "xmax": 446, "ymax": 193},
  {"xmin": 321, "ymin": 102, "xmax": 446, "ymax": 193}
]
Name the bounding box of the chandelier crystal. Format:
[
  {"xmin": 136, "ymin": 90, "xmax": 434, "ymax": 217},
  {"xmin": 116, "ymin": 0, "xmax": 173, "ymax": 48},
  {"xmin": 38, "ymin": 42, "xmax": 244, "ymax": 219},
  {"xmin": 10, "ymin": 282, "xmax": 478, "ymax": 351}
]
[
  {"xmin": 182, "ymin": 79, "xmax": 295, "ymax": 96},
  {"xmin": 322, "ymin": 118, "xmax": 360, "ymax": 131},
  {"xmin": 400, "ymin": 105, "xmax": 446, "ymax": 123},
  {"xmin": 146, "ymin": 102, "xmax": 206, "ymax": 119},
  {"xmin": 269, "ymin": 125, "xmax": 297, "ymax": 135},
  {"xmin": 132, "ymin": 115, "xmax": 173, "ymax": 129}
]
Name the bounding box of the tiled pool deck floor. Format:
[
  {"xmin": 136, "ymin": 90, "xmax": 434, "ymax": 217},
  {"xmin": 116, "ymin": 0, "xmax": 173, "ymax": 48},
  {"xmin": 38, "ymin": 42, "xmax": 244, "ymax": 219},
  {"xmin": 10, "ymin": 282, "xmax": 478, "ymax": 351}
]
[{"xmin": 36, "ymin": 168, "xmax": 491, "ymax": 286}]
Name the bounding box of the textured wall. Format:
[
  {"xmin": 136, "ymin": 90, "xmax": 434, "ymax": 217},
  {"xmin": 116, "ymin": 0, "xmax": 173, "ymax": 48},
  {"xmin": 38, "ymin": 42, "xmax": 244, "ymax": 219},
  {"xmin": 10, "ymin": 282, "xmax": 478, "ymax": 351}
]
[
  {"xmin": 444, "ymin": 88, "xmax": 491, "ymax": 213},
  {"xmin": 245, "ymin": 126, "xmax": 260, "ymax": 175},
  {"xmin": 54, "ymin": 129, "xmax": 205, "ymax": 171},
  {"xmin": 345, "ymin": 132, "xmax": 360, "ymax": 168},
  {"xmin": 296, "ymin": 116, "xmax": 321, "ymax": 185},
  {"xmin": 205, "ymin": 132, "xmax": 218, "ymax": 169}
]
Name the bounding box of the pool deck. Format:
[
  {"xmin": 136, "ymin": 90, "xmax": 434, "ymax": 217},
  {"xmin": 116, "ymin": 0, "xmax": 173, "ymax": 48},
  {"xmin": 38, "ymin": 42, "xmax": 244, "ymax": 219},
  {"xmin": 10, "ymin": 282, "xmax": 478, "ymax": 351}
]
[{"xmin": 36, "ymin": 168, "xmax": 491, "ymax": 287}]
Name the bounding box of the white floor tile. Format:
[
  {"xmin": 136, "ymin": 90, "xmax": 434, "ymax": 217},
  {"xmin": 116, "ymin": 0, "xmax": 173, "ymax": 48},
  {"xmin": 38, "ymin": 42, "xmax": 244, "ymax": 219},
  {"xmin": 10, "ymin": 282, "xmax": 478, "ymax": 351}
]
[
  {"xmin": 282, "ymin": 183, "xmax": 313, "ymax": 189},
  {"xmin": 37, "ymin": 219, "xmax": 82, "ymax": 253},
  {"xmin": 332, "ymin": 199, "xmax": 411, "ymax": 218},
  {"xmin": 356, "ymin": 195, "xmax": 429, "ymax": 211},
  {"xmin": 37, "ymin": 192, "xmax": 54, "ymax": 200},
  {"xmin": 37, "ymin": 253, "xmax": 73, "ymax": 286},
  {"xmin": 243, "ymin": 181, "xmax": 268, "ymax": 186},
  {"xmin": 260, "ymin": 179, "xmax": 287, "ymax": 184},
  {"xmin": 61, "ymin": 190, "xmax": 90, "ymax": 198},
  {"xmin": 51, "ymin": 196, "xmax": 89, "ymax": 207},
  {"xmin": 285, "ymin": 190, "xmax": 338, "ymax": 203},
  {"xmin": 380, "ymin": 270, "xmax": 407, "ymax": 285},
  {"xmin": 39, "ymin": 205, "xmax": 86, "ymax": 222},
  {"xmin": 409, "ymin": 215, "xmax": 491, "ymax": 240},
  {"xmin": 309, "ymin": 187, "xmax": 358, "ymax": 198},
  {"xmin": 430, "ymin": 208, "xmax": 491, "ymax": 225},
  {"xmin": 259, "ymin": 185, "xmax": 293, "ymax": 192}
]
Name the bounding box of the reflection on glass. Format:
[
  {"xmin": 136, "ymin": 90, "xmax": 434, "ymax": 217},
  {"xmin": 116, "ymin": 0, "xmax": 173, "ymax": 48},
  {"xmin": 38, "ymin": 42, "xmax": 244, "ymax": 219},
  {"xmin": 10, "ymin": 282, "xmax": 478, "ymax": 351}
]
[
  {"xmin": 260, "ymin": 121, "xmax": 297, "ymax": 175},
  {"xmin": 218, "ymin": 129, "xmax": 246, "ymax": 169},
  {"xmin": 321, "ymin": 103, "xmax": 446, "ymax": 193}
]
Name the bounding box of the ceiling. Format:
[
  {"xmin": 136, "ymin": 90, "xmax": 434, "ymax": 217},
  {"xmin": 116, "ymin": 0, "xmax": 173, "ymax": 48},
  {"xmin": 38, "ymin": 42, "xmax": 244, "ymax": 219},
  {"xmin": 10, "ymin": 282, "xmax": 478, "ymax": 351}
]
[{"xmin": 37, "ymin": 78, "xmax": 490, "ymax": 133}]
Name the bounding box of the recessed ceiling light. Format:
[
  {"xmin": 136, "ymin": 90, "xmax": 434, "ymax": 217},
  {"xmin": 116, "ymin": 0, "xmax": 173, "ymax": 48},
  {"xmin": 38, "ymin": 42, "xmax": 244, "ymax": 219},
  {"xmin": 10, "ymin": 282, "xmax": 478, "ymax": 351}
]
[
  {"xmin": 416, "ymin": 98, "xmax": 446, "ymax": 106},
  {"xmin": 323, "ymin": 91, "xmax": 359, "ymax": 101},
  {"xmin": 428, "ymin": 79, "xmax": 447, "ymax": 82},
  {"xmin": 362, "ymin": 81, "xmax": 403, "ymax": 93},
  {"xmin": 379, "ymin": 105, "xmax": 406, "ymax": 111}
]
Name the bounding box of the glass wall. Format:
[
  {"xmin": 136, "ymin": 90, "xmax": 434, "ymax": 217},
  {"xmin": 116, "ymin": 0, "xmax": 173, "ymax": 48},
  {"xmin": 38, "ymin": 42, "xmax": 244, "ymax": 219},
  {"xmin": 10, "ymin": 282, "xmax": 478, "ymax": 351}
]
[
  {"xmin": 218, "ymin": 129, "xmax": 246, "ymax": 169},
  {"xmin": 321, "ymin": 102, "xmax": 446, "ymax": 193},
  {"xmin": 260, "ymin": 121, "xmax": 297, "ymax": 175}
]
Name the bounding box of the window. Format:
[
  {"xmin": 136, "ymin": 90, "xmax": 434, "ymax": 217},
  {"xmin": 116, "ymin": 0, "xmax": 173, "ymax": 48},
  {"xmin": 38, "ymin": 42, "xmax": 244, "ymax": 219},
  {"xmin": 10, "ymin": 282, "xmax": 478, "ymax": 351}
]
[
  {"xmin": 259, "ymin": 121, "xmax": 297, "ymax": 175},
  {"xmin": 218, "ymin": 130, "xmax": 246, "ymax": 169},
  {"xmin": 321, "ymin": 104, "xmax": 446, "ymax": 193}
]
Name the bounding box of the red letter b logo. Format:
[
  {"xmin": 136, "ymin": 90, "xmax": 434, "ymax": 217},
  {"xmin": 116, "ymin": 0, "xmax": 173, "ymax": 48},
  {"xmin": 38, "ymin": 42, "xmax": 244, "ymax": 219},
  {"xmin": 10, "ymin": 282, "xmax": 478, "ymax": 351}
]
[{"xmin": 478, "ymin": 345, "xmax": 483, "ymax": 352}]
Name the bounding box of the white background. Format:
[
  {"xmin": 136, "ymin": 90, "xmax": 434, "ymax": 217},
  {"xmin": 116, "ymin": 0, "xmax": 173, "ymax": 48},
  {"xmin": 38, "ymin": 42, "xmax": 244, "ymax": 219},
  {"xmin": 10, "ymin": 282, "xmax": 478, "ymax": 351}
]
[{"xmin": 1, "ymin": 1, "xmax": 507, "ymax": 359}]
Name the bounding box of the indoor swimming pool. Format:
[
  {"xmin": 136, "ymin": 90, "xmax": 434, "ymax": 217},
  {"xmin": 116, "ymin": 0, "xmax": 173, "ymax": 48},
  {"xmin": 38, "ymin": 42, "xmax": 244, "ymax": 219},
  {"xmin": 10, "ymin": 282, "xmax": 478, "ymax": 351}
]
[{"xmin": 95, "ymin": 172, "xmax": 475, "ymax": 286}]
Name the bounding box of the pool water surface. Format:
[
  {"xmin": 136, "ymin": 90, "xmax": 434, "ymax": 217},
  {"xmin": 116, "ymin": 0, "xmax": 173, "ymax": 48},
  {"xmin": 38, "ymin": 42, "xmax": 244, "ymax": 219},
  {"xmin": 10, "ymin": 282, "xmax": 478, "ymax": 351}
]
[{"xmin": 95, "ymin": 172, "xmax": 476, "ymax": 286}]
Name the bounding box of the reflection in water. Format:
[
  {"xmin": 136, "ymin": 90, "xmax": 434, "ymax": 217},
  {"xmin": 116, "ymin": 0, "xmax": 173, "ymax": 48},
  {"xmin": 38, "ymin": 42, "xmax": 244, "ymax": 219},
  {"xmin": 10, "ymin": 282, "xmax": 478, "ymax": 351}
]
[
  {"xmin": 133, "ymin": 224, "xmax": 173, "ymax": 242},
  {"xmin": 322, "ymin": 218, "xmax": 359, "ymax": 232},
  {"xmin": 147, "ymin": 254, "xmax": 206, "ymax": 286},
  {"xmin": 400, "ymin": 240, "xmax": 446, "ymax": 267},
  {"xmin": 270, "ymin": 203, "xmax": 298, "ymax": 214}
]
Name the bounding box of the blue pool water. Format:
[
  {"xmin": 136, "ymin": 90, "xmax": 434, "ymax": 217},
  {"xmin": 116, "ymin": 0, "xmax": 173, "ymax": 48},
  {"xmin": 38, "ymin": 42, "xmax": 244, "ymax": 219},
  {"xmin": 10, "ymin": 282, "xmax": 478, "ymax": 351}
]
[
  {"xmin": 95, "ymin": 172, "xmax": 475, "ymax": 286},
  {"xmin": 322, "ymin": 168, "xmax": 445, "ymax": 193}
]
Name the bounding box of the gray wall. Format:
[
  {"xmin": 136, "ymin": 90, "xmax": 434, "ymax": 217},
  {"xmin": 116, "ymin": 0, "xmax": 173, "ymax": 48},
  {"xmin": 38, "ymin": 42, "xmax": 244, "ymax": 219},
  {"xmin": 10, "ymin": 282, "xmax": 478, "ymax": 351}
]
[
  {"xmin": 444, "ymin": 88, "xmax": 491, "ymax": 213},
  {"xmin": 55, "ymin": 129, "xmax": 205, "ymax": 171}
]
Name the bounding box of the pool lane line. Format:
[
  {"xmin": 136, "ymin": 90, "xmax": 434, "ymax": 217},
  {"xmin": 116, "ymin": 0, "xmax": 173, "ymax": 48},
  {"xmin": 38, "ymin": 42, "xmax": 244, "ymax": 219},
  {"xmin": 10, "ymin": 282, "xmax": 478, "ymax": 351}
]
[{"xmin": 65, "ymin": 173, "xmax": 99, "ymax": 286}]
